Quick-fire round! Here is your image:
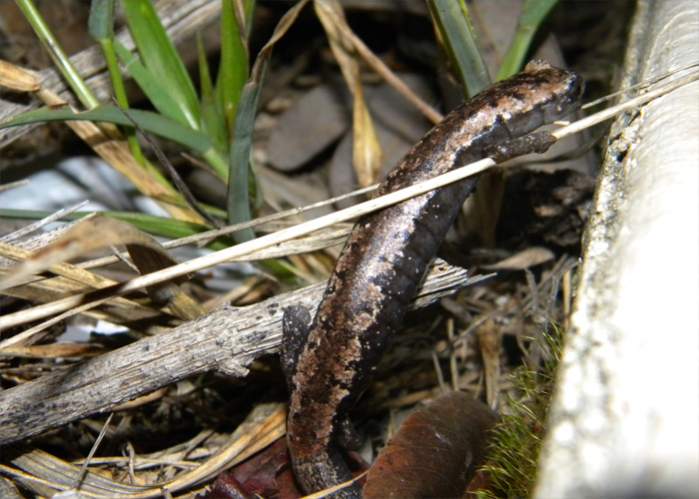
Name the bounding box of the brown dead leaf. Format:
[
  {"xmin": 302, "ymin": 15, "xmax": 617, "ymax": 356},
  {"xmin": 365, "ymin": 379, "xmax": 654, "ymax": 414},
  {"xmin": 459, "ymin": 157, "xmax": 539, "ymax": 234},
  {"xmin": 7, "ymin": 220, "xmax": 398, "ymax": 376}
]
[
  {"xmin": 477, "ymin": 318, "xmax": 502, "ymax": 410},
  {"xmin": 0, "ymin": 59, "xmax": 40, "ymax": 91},
  {"xmin": 363, "ymin": 392, "xmax": 497, "ymax": 499},
  {"xmin": 314, "ymin": 0, "xmax": 383, "ymax": 187},
  {"xmin": 0, "ymin": 215, "xmax": 203, "ymax": 319},
  {"xmin": 205, "ymin": 438, "xmax": 291, "ymax": 499}
]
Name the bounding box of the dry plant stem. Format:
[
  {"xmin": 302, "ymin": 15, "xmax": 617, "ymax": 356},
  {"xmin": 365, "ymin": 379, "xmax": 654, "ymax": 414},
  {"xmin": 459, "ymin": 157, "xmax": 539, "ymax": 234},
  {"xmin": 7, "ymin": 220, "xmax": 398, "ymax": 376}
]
[
  {"xmin": 0, "ymin": 73, "xmax": 695, "ymax": 340},
  {"xmin": 579, "ymin": 62, "xmax": 699, "ymax": 110},
  {"xmin": 0, "ymin": 242, "xmax": 154, "ymax": 313},
  {"xmin": 0, "ymin": 155, "xmax": 497, "ymax": 339},
  {"xmin": 0, "ymin": 260, "xmax": 471, "ymax": 445},
  {"xmin": 0, "ymin": 201, "xmax": 89, "ymax": 243},
  {"xmin": 0, "ymin": 180, "xmax": 29, "ymax": 192},
  {"xmin": 73, "ymin": 413, "xmax": 113, "ymax": 489},
  {"xmin": 552, "ymin": 70, "xmax": 699, "ymax": 139},
  {"xmin": 331, "ymin": 6, "xmax": 443, "ymax": 125},
  {"xmin": 78, "ymin": 185, "xmax": 377, "ymax": 270}
]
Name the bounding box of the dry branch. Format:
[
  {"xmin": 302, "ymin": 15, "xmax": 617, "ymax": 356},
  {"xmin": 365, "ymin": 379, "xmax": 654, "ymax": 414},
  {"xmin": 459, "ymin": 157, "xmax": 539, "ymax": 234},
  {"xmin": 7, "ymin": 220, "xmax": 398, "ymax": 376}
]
[{"xmin": 0, "ymin": 259, "xmax": 477, "ymax": 445}]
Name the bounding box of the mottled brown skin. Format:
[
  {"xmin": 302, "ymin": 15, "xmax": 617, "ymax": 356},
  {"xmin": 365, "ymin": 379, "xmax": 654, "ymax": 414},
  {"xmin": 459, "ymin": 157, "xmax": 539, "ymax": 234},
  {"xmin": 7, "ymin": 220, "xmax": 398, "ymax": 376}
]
[{"xmin": 282, "ymin": 60, "xmax": 583, "ymax": 498}]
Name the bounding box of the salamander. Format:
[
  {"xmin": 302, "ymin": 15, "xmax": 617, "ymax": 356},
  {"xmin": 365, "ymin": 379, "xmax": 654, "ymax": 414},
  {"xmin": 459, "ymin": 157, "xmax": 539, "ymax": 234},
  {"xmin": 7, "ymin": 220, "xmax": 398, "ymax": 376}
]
[{"xmin": 281, "ymin": 60, "xmax": 583, "ymax": 498}]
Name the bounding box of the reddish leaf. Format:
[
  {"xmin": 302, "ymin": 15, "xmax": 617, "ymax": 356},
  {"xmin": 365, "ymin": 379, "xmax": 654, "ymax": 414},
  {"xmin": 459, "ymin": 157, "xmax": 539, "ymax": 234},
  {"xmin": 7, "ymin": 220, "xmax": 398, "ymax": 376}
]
[
  {"xmin": 363, "ymin": 392, "xmax": 497, "ymax": 499},
  {"xmin": 203, "ymin": 438, "xmax": 297, "ymax": 499}
]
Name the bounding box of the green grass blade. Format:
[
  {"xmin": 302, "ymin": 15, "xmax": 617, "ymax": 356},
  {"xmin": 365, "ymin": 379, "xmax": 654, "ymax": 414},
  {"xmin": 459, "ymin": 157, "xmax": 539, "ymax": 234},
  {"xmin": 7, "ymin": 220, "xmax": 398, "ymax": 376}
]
[
  {"xmin": 88, "ymin": 0, "xmax": 114, "ymax": 39},
  {"xmin": 197, "ymin": 33, "xmax": 215, "ymax": 102},
  {"xmin": 121, "ymin": 0, "xmax": 201, "ymax": 130},
  {"xmin": 496, "ymin": 0, "xmax": 559, "ymax": 79},
  {"xmin": 197, "ymin": 33, "xmax": 228, "ymax": 154},
  {"xmin": 114, "ymin": 40, "xmax": 194, "ymax": 128},
  {"xmin": 0, "ymin": 208, "xmax": 227, "ymax": 247},
  {"xmin": 215, "ymin": 0, "xmax": 252, "ymax": 137},
  {"xmin": 427, "ymin": 0, "xmax": 490, "ymax": 96},
  {"xmin": 242, "ymin": 0, "xmax": 256, "ymax": 38},
  {"xmin": 227, "ymin": 83, "xmax": 258, "ymax": 241},
  {"xmin": 0, "ymin": 105, "xmax": 213, "ymax": 155},
  {"xmin": 226, "ymin": 0, "xmax": 310, "ymax": 242},
  {"xmin": 15, "ymin": 0, "xmax": 99, "ymax": 108},
  {"xmin": 89, "ymin": 0, "xmax": 147, "ymax": 166}
]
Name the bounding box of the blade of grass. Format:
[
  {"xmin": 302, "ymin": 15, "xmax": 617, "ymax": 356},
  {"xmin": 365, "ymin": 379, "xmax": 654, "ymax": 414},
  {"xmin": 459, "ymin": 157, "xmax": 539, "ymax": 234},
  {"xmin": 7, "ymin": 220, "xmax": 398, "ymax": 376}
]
[
  {"xmin": 114, "ymin": 40, "xmax": 197, "ymax": 132},
  {"xmin": 114, "ymin": 40, "xmax": 206, "ymax": 144},
  {"xmin": 216, "ymin": 0, "xmax": 252, "ymax": 137},
  {"xmin": 15, "ymin": 0, "xmax": 99, "ymax": 108},
  {"xmin": 240, "ymin": 0, "xmax": 256, "ymax": 38},
  {"xmin": 11, "ymin": 2, "xmax": 202, "ymax": 223},
  {"xmin": 1, "ymin": 105, "xmax": 212, "ymax": 156},
  {"xmin": 115, "ymin": 106, "xmax": 221, "ymax": 228},
  {"xmin": 121, "ymin": 0, "xmax": 201, "ymax": 130},
  {"xmin": 197, "ymin": 33, "xmax": 228, "ymax": 155},
  {"xmin": 228, "ymin": 85, "xmax": 257, "ymax": 242},
  {"xmin": 496, "ymin": 0, "xmax": 559, "ymax": 80},
  {"xmin": 2, "ymin": 102, "xmax": 232, "ymax": 181},
  {"xmin": 427, "ymin": 0, "xmax": 491, "ymax": 96},
  {"xmin": 87, "ymin": 0, "xmax": 113, "ymax": 41},
  {"xmin": 1, "ymin": 62, "xmax": 202, "ymax": 223},
  {"xmin": 89, "ymin": 0, "xmax": 147, "ymax": 166},
  {"xmin": 0, "ymin": 208, "xmax": 214, "ymax": 242},
  {"xmin": 227, "ymin": 0, "xmax": 311, "ymax": 241}
]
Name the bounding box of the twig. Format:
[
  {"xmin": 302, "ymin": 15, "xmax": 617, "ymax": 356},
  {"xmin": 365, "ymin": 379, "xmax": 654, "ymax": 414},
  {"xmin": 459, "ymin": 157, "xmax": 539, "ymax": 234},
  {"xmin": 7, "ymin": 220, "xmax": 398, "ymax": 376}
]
[
  {"xmin": 73, "ymin": 413, "xmax": 114, "ymax": 490},
  {"xmin": 0, "ymin": 259, "xmax": 476, "ymax": 445},
  {"xmin": 77, "ymin": 184, "xmax": 377, "ymax": 270}
]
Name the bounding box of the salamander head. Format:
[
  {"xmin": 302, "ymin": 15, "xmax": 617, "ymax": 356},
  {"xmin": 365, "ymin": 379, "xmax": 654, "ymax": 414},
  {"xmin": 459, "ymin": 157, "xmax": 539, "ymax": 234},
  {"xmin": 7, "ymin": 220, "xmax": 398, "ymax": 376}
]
[
  {"xmin": 471, "ymin": 59, "xmax": 583, "ymax": 133},
  {"xmin": 520, "ymin": 59, "xmax": 584, "ymax": 121}
]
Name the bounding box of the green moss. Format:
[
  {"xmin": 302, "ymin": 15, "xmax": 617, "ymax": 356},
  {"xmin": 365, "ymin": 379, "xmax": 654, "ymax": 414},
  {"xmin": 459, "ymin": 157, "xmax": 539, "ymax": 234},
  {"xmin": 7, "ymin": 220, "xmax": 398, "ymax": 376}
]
[{"xmin": 473, "ymin": 327, "xmax": 564, "ymax": 499}]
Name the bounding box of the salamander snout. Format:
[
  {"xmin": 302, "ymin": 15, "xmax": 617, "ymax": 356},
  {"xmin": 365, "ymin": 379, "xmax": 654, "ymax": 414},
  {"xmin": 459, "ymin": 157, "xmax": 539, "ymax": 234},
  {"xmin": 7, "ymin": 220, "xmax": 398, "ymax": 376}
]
[
  {"xmin": 560, "ymin": 72, "xmax": 584, "ymax": 113},
  {"xmin": 546, "ymin": 71, "xmax": 585, "ymax": 121},
  {"xmin": 568, "ymin": 72, "xmax": 585, "ymax": 102}
]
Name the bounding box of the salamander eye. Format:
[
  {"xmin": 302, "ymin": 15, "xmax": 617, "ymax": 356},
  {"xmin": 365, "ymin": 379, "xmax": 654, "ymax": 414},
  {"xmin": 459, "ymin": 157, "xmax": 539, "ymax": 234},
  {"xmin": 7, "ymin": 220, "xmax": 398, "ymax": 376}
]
[{"xmin": 569, "ymin": 74, "xmax": 584, "ymax": 100}]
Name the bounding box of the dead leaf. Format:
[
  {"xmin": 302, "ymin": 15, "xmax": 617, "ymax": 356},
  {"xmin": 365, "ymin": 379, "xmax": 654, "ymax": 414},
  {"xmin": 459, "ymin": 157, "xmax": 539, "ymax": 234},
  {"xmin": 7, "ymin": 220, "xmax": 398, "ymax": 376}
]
[
  {"xmin": 314, "ymin": 0, "xmax": 383, "ymax": 187},
  {"xmin": 0, "ymin": 59, "xmax": 40, "ymax": 91},
  {"xmin": 363, "ymin": 392, "xmax": 497, "ymax": 499},
  {"xmin": 477, "ymin": 318, "xmax": 501, "ymax": 410},
  {"xmin": 0, "ymin": 215, "xmax": 203, "ymax": 320},
  {"xmin": 205, "ymin": 438, "xmax": 292, "ymax": 499}
]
